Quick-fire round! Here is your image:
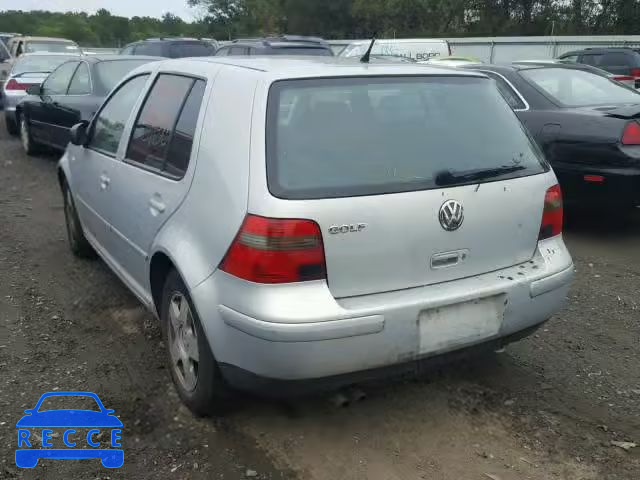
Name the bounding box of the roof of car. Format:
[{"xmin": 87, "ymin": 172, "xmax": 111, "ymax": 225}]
[
  {"xmin": 81, "ymin": 54, "xmax": 164, "ymax": 63},
  {"xmin": 160, "ymin": 56, "xmax": 486, "ymax": 79},
  {"xmin": 12, "ymin": 36, "xmax": 77, "ymax": 43},
  {"xmin": 466, "ymin": 62, "xmax": 591, "ymax": 72},
  {"xmin": 133, "ymin": 37, "xmax": 207, "ymax": 43},
  {"xmin": 562, "ymin": 47, "xmax": 640, "ymax": 55},
  {"xmin": 19, "ymin": 52, "xmax": 82, "ymax": 57}
]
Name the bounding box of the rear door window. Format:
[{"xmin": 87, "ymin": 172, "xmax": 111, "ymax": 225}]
[
  {"xmin": 126, "ymin": 74, "xmax": 204, "ymax": 178},
  {"xmin": 165, "ymin": 80, "xmax": 206, "ymax": 177},
  {"xmin": 42, "ymin": 61, "xmax": 79, "ymax": 95},
  {"xmin": 68, "ymin": 62, "xmax": 91, "ymax": 95},
  {"xmin": 266, "ymin": 76, "xmax": 546, "ymax": 199}
]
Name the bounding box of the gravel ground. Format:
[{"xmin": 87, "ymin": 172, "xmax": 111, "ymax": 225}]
[{"xmin": 0, "ymin": 117, "xmax": 638, "ymax": 479}]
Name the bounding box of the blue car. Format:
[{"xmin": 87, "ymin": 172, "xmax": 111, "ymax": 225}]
[{"xmin": 16, "ymin": 391, "xmax": 123, "ymax": 468}]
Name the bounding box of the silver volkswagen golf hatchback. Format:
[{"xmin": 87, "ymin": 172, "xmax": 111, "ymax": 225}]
[{"xmin": 58, "ymin": 57, "xmax": 574, "ymax": 415}]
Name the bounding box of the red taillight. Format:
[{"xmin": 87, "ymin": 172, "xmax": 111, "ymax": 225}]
[
  {"xmin": 631, "ymin": 68, "xmax": 640, "ymax": 78},
  {"xmin": 539, "ymin": 184, "xmax": 563, "ymax": 240},
  {"xmin": 5, "ymin": 79, "xmax": 26, "ymax": 91},
  {"xmin": 219, "ymin": 214, "xmax": 326, "ymax": 284},
  {"xmin": 613, "ymin": 75, "xmax": 634, "ymax": 82},
  {"xmin": 584, "ymin": 174, "xmax": 605, "ymax": 183},
  {"xmin": 622, "ymin": 122, "xmax": 640, "ymax": 145},
  {"xmin": 4, "ymin": 79, "xmax": 35, "ymax": 91}
]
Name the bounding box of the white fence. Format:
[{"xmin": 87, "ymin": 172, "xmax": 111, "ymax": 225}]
[{"xmin": 448, "ymin": 36, "xmax": 640, "ymax": 63}]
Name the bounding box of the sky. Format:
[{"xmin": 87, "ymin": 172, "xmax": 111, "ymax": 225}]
[{"xmin": 0, "ymin": 0, "xmax": 200, "ymax": 21}]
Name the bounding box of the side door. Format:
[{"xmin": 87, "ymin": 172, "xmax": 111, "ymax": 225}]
[
  {"xmin": 72, "ymin": 74, "xmax": 151, "ymax": 259},
  {"xmin": 49, "ymin": 61, "xmax": 94, "ymax": 149},
  {"xmin": 31, "ymin": 61, "xmax": 79, "ymax": 146},
  {"xmin": 107, "ymin": 74, "xmax": 207, "ymax": 293}
]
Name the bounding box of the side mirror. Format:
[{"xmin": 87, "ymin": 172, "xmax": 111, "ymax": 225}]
[
  {"xmin": 105, "ymin": 409, "xmax": 115, "ymax": 414},
  {"xmin": 26, "ymin": 85, "xmax": 41, "ymax": 96},
  {"xmin": 23, "ymin": 409, "xmax": 34, "ymax": 414},
  {"xmin": 69, "ymin": 121, "xmax": 89, "ymax": 146}
]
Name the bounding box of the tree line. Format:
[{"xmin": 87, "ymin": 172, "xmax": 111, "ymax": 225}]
[
  {"xmin": 0, "ymin": 9, "xmax": 208, "ymax": 47},
  {"xmin": 1, "ymin": 1, "xmax": 639, "ymax": 48}
]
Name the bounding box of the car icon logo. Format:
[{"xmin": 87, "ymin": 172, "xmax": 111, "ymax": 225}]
[
  {"xmin": 15, "ymin": 391, "xmax": 123, "ymax": 469},
  {"xmin": 439, "ymin": 200, "xmax": 464, "ymax": 231}
]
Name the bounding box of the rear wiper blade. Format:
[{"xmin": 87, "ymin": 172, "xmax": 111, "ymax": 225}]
[{"xmin": 435, "ymin": 165, "xmax": 525, "ymax": 186}]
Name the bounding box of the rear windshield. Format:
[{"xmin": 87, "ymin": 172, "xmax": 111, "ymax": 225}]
[
  {"xmin": 266, "ymin": 76, "xmax": 546, "ymax": 199},
  {"xmin": 25, "ymin": 42, "xmax": 79, "ymax": 54},
  {"xmin": 12, "ymin": 55, "xmax": 77, "ymax": 75},
  {"xmin": 270, "ymin": 47, "xmax": 333, "ymax": 56},
  {"xmin": 169, "ymin": 42, "xmax": 216, "ymax": 58},
  {"xmin": 96, "ymin": 59, "xmax": 156, "ymax": 92},
  {"xmin": 521, "ymin": 67, "xmax": 640, "ymax": 106}
]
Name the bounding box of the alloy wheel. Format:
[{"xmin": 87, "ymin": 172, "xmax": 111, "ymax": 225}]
[{"xmin": 167, "ymin": 292, "xmax": 199, "ymax": 392}]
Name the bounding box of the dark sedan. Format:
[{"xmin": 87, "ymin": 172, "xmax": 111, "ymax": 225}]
[
  {"xmin": 17, "ymin": 55, "xmax": 161, "ymax": 154},
  {"xmin": 465, "ymin": 63, "xmax": 640, "ymax": 209}
]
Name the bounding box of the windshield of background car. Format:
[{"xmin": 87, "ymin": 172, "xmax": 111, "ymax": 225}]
[
  {"xmin": 266, "ymin": 76, "xmax": 546, "ymax": 199},
  {"xmin": 96, "ymin": 60, "xmax": 156, "ymax": 92},
  {"xmin": 521, "ymin": 67, "xmax": 640, "ymax": 106},
  {"xmin": 25, "ymin": 42, "xmax": 80, "ymax": 54},
  {"xmin": 12, "ymin": 55, "xmax": 77, "ymax": 75}
]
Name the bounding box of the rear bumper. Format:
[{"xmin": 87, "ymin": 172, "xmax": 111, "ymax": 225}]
[
  {"xmin": 219, "ymin": 323, "xmax": 545, "ymax": 397},
  {"xmin": 191, "ymin": 236, "xmax": 573, "ymax": 389},
  {"xmin": 554, "ymin": 164, "xmax": 640, "ymax": 207}
]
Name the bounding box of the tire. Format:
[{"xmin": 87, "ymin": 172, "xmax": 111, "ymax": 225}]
[
  {"xmin": 5, "ymin": 113, "xmax": 18, "ymax": 136},
  {"xmin": 62, "ymin": 182, "xmax": 96, "ymax": 259},
  {"xmin": 161, "ymin": 269, "xmax": 231, "ymax": 416},
  {"xmin": 19, "ymin": 114, "xmax": 40, "ymax": 156}
]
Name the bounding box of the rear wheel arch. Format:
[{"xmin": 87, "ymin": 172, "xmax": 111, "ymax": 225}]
[{"xmin": 149, "ymin": 252, "xmax": 175, "ymax": 317}]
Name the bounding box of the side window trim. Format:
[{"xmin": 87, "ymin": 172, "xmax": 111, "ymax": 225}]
[
  {"xmin": 124, "ymin": 73, "xmax": 207, "ymax": 181},
  {"xmin": 477, "ymin": 70, "xmax": 529, "ymax": 111},
  {"xmin": 86, "ymin": 73, "xmax": 151, "ymax": 159},
  {"xmin": 66, "ymin": 61, "xmax": 93, "ymax": 96}
]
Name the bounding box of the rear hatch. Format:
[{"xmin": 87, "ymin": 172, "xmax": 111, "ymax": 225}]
[{"xmin": 266, "ymin": 75, "xmax": 550, "ymax": 298}]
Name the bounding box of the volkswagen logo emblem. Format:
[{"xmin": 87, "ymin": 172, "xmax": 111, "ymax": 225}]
[{"xmin": 439, "ymin": 200, "xmax": 464, "ymax": 231}]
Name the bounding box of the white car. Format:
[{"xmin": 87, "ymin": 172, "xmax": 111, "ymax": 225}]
[
  {"xmin": 340, "ymin": 38, "xmax": 450, "ymax": 62},
  {"xmin": 3, "ymin": 53, "xmax": 81, "ymax": 135},
  {"xmin": 58, "ymin": 57, "xmax": 573, "ymax": 415}
]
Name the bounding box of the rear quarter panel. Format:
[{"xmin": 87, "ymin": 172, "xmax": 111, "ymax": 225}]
[
  {"xmin": 519, "ymin": 109, "xmax": 631, "ymax": 169},
  {"xmin": 151, "ymin": 65, "xmax": 259, "ymax": 291}
]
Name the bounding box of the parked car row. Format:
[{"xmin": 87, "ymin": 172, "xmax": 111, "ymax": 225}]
[{"xmin": 5, "ymin": 53, "xmax": 566, "ymax": 415}]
